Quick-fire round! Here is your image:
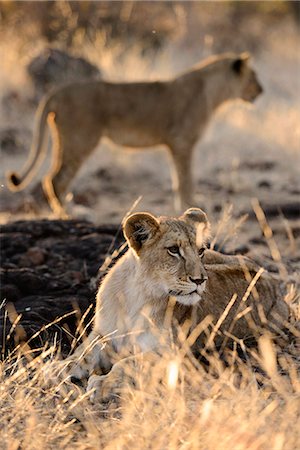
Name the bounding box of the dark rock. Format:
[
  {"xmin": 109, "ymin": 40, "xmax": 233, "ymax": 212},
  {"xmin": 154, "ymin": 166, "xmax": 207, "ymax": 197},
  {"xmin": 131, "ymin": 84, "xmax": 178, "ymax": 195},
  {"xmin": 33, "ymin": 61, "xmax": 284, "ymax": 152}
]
[
  {"xmin": 0, "ymin": 127, "xmax": 31, "ymax": 154},
  {"xmin": 27, "ymin": 48, "xmax": 101, "ymax": 96},
  {"xmin": 25, "ymin": 247, "xmax": 47, "ymax": 266},
  {"xmin": 258, "ymin": 180, "xmax": 272, "ymax": 189},
  {"xmin": 0, "ymin": 219, "xmax": 124, "ymax": 357},
  {"xmin": 244, "ymin": 202, "xmax": 300, "ymax": 220},
  {"xmin": 95, "ymin": 168, "xmax": 114, "ymax": 182},
  {"xmin": 213, "ymin": 204, "xmax": 222, "ymax": 213},
  {"xmin": 2, "ymin": 268, "xmax": 47, "ymax": 294},
  {"xmin": 0, "ymin": 128, "xmax": 18, "ymax": 152},
  {"xmin": 1, "ymin": 284, "xmax": 21, "ymax": 302},
  {"xmin": 240, "ymin": 160, "xmax": 276, "ymax": 171}
]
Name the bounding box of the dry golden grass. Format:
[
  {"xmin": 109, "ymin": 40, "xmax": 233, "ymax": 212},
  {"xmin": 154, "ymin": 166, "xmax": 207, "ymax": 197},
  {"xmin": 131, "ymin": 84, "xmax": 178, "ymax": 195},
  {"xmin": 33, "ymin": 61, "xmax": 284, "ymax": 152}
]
[{"xmin": 1, "ymin": 317, "xmax": 299, "ymax": 450}]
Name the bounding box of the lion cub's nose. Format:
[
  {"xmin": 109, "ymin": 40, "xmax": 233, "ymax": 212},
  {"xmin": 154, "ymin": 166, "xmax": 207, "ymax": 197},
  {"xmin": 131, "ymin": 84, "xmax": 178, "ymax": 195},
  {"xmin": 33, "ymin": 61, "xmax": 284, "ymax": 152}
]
[{"xmin": 189, "ymin": 276, "xmax": 207, "ymax": 286}]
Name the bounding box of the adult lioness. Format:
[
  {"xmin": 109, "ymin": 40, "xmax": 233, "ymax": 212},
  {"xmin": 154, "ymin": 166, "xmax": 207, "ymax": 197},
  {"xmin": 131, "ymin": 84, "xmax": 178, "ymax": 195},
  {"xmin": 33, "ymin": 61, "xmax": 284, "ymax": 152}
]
[
  {"xmin": 7, "ymin": 53, "xmax": 263, "ymax": 214},
  {"xmin": 59, "ymin": 208, "xmax": 289, "ymax": 401}
]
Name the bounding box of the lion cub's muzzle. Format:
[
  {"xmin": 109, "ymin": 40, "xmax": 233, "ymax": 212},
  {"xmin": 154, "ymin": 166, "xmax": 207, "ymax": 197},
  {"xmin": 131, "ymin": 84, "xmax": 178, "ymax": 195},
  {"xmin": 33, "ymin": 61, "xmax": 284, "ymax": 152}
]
[
  {"xmin": 195, "ymin": 278, "xmax": 207, "ymax": 298},
  {"xmin": 169, "ymin": 277, "xmax": 207, "ymax": 306}
]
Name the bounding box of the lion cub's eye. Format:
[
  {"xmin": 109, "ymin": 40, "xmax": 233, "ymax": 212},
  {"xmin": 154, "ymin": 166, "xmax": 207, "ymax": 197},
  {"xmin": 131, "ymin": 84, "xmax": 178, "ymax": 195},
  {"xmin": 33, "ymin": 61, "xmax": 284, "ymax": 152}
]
[
  {"xmin": 198, "ymin": 247, "xmax": 206, "ymax": 257},
  {"xmin": 167, "ymin": 246, "xmax": 180, "ymax": 256}
]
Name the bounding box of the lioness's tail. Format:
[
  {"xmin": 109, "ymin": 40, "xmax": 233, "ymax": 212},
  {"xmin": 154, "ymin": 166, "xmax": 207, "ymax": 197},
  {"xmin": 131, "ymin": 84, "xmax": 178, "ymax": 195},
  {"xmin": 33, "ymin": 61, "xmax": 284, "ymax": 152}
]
[{"xmin": 6, "ymin": 96, "xmax": 53, "ymax": 191}]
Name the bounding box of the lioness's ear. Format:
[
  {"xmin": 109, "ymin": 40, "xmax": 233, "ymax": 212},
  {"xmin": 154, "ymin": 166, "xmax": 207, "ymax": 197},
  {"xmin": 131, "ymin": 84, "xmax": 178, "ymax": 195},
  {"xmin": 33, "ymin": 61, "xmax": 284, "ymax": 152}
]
[
  {"xmin": 181, "ymin": 208, "xmax": 211, "ymax": 245},
  {"xmin": 123, "ymin": 212, "xmax": 160, "ymax": 254},
  {"xmin": 232, "ymin": 52, "xmax": 250, "ymax": 74}
]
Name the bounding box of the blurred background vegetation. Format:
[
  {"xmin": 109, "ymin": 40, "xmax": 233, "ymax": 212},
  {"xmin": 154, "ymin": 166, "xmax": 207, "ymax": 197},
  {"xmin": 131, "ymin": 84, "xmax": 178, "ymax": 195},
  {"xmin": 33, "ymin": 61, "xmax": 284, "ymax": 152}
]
[
  {"xmin": 0, "ymin": 1, "xmax": 298, "ymax": 53},
  {"xmin": 0, "ymin": 1, "xmax": 299, "ymax": 224}
]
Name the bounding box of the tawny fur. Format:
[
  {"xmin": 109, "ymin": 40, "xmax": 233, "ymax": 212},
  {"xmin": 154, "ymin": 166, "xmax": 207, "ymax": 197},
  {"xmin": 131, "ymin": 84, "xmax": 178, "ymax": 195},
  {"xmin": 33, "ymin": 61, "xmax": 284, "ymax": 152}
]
[
  {"xmin": 62, "ymin": 209, "xmax": 289, "ymax": 401},
  {"xmin": 7, "ymin": 53, "xmax": 263, "ymax": 214}
]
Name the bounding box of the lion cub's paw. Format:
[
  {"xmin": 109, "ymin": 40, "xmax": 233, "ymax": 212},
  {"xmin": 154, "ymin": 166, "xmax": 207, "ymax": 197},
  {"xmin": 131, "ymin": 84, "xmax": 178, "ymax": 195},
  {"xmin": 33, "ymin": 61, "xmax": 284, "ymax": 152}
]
[
  {"xmin": 68, "ymin": 362, "xmax": 89, "ymax": 384},
  {"xmin": 43, "ymin": 358, "xmax": 89, "ymax": 389},
  {"xmin": 87, "ymin": 374, "xmax": 112, "ymax": 404}
]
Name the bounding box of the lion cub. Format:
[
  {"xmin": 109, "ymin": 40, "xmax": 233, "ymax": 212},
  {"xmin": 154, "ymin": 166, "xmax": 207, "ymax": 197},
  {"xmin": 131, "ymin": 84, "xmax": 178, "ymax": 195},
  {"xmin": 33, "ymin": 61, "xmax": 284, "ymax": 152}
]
[
  {"xmin": 7, "ymin": 53, "xmax": 262, "ymax": 215},
  {"xmin": 59, "ymin": 208, "xmax": 289, "ymax": 402}
]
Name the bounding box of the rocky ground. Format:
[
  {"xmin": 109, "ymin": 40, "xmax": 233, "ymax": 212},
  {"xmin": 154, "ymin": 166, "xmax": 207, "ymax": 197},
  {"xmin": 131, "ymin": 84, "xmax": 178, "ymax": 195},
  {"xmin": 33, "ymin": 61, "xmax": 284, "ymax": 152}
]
[
  {"xmin": 1, "ymin": 213, "xmax": 299, "ymax": 360},
  {"xmin": 0, "ymin": 219, "xmax": 124, "ymax": 357}
]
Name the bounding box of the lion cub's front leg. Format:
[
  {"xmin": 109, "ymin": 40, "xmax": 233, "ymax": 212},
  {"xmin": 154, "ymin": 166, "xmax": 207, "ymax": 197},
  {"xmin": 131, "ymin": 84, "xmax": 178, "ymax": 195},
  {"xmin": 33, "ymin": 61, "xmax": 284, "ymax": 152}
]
[
  {"xmin": 86, "ymin": 352, "xmax": 160, "ymax": 403},
  {"xmin": 68, "ymin": 332, "xmax": 113, "ymax": 383},
  {"xmin": 45, "ymin": 332, "xmax": 111, "ymax": 388}
]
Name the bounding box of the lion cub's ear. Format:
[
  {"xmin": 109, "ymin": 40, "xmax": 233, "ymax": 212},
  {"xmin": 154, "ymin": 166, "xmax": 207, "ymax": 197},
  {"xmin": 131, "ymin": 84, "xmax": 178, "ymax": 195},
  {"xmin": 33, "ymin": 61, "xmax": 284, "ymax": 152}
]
[
  {"xmin": 181, "ymin": 208, "xmax": 211, "ymax": 245},
  {"xmin": 232, "ymin": 52, "xmax": 250, "ymax": 74},
  {"xmin": 124, "ymin": 212, "xmax": 160, "ymax": 254}
]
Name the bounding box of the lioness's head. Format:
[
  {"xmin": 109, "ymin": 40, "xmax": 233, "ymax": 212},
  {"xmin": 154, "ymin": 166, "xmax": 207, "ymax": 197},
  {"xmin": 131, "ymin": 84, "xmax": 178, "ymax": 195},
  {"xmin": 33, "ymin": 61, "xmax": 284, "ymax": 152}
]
[
  {"xmin": 123, "ymin": 208, "xmax": 210, "ymax": 306},
  {"xmin": 230, "ymin": 52, "xmax": 263, "ymax": 102}
]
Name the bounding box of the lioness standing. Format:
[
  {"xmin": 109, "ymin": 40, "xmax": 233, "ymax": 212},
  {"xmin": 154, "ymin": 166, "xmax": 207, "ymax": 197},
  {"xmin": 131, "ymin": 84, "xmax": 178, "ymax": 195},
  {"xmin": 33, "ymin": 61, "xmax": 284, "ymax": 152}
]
[{"xmin": 7, "ymin": 53, "xmax": 262, "ymax": 214}]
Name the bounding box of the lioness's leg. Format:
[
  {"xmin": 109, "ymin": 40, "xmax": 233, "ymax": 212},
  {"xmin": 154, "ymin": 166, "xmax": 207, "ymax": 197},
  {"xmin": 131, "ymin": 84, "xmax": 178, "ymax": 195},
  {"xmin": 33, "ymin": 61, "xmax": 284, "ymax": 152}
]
[
  {"xmin": 170, "ymin": 150, "xmax": 194, "ymax": 212},
  {"xmin": 43, "ymin": 131, "xmax": 100, "ymax": 216}
]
